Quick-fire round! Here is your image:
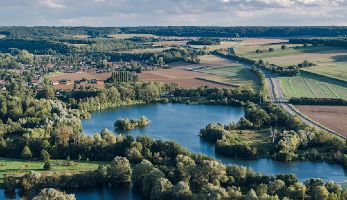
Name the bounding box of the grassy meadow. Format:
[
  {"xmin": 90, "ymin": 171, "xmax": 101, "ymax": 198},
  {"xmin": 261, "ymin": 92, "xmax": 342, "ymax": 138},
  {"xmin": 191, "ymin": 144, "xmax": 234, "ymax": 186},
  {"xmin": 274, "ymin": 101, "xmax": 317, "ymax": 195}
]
[{"xmin": 0, "ymin": 158, "xmax": 104, "ymax": 185}]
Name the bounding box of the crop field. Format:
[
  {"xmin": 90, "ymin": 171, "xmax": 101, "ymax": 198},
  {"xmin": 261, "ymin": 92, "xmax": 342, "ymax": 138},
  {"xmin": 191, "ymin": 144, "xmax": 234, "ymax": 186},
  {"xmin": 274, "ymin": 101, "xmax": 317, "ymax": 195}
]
[
  {"xmin": 139, "ymin": 55, "xmax": 258, "ymax": 89},
  {"xmin": 189, "ymin": 41, "xmax": 240, "ymax": 51},
  {"xmin": 139, "ymin": 68, "xmax": 231, "ymax": 88},
  {"xmin": 296, "ymin": 106, "xmax": 347, "ymax": 137},
  {"xmin": 151, "ymin": 40, "xmax": 188, "ymax": 47},
  {"xmin": 0, "ymin": 158, "xmax": 103, "ymax": 184},
  {"xmin": 278, "ymin": 73, "xmax": 347, "ymax": 100},
  {"xmin": 200, "ymin": 65, "xmax": 259, "ymax": 90},
  {"xmin": 236, "ymin": 42, "xmax": 347, "ymax": 82},
  {"xmin": 301, "ymin": 62, "xmax": 347, "ymax": 82},
  {"xmin": 119, "ymin": 47, "xmax": 170, "ymax": 54},
  {"xmin": 108, "ymin": 33, "xmax": 159, "ymax": 39}
]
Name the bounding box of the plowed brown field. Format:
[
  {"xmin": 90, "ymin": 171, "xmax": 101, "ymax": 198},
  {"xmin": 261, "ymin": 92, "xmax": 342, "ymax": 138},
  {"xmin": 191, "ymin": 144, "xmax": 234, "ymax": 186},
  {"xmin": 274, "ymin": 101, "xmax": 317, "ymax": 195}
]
[{"xmin": 296, "ymin": 106, "xmax": 347, "ymax": 137}]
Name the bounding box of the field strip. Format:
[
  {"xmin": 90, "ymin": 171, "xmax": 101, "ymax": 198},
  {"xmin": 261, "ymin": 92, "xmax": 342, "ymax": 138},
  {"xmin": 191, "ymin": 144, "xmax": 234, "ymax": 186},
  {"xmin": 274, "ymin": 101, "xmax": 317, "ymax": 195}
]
[
  {"xmin": 195, "ymin": 77, "xmax": 236, "ymax": 87},
  {"xmin": 325, "ymin": 84, "xmax": 339, "ymax": 98},
  {"xmin": 303, "ymin": 78, "xmax": 317, "ymax": 98}
]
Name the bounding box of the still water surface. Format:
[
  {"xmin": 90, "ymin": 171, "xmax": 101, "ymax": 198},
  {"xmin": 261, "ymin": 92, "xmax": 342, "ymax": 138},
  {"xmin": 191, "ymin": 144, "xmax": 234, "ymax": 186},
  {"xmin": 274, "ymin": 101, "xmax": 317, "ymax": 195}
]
[{"xmin": 2, "ymin": 104, "xmax": 345, "ymax": 199}]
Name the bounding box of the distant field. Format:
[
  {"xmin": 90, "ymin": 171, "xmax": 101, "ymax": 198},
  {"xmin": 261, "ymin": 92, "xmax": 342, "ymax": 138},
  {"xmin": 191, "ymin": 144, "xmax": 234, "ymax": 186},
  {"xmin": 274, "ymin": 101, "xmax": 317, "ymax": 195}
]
[
  {"xmin": 278, "ymin": 73, "xmax": 347, "ymax": 100},
  {"xmin": 0, "ymin": 35, "xmax": 5, "ymax": 39},
  {"xmin": 236, "ymin": 42, "xmax": 347, "ymax": 82},
  {"xmin": 119, "ymin": 47, "xmax": 169, "ymax": 54},
  {"xmin": 72, "ymin": 35, "xmax": 90, "ymax": 39},
  {"xmin": 0, "ymin": 158, "xmax": 102, "ymax": 184},
  {"xmin": 139, "ymin": 55, "xmax": 258, "ymax": 89},
  {"xmin": 190, "ymin": 41, "xmax": 240, "ymax": 51},
  {"xmin": 151, "ymin": 40, "xmax": 188, "ymax": 47},
  {"xmin": 301, "ymin": 63, "xmax": 347, "ymax": 82},
  {"xmin": 200, "ymin": 65, "xmax": 259, "ymax": 90},
  {"xmin": 297, "ymin": 106, "xmax": 347, "ymax": 137},
  {"xmin": 236, "ymin": 45, "xmax": 326, "ymax": 61},
  {"xmin": 108, "ymin": 33, "xmax": 158, "ymax": 39},
  {"xmin": 139, "ymin": 68, "xmax": 230, "ymax": 88}
]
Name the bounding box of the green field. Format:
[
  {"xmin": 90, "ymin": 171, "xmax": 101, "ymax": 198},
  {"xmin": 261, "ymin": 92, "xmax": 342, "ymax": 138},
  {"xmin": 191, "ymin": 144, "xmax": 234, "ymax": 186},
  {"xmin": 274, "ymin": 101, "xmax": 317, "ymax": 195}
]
[
  {"xmin": 200, "ymin": 65, "xmax": 259, "ymax": 90},
  {"xmin": 301, "ymin": 63, "xmax": 347, "ymax": 82},
  {"xmin": 236, "ymin": 42, "xmax": 347, "ymax": 82},
  {"xmin": 278, "ymin": 73, "xmax": 347, "ymax": 100},
  {"xmin": 236, "ymin": 44, "xmax": 299, "ymax": 59},
  {"xmin": 190, "ymin": 41, "xmax": 240, "ymax": 51},
  {"xmin": 0, "ymin": 158, "xmax": 103, "ymax": 184}
]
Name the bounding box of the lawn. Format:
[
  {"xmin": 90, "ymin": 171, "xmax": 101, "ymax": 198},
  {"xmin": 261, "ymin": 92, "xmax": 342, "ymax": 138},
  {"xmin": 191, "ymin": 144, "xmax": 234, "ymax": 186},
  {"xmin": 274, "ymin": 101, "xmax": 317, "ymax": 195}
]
[
  {"xmin": 200, "ymin": 65, "xmax": 260, "ymax": 90},
  {"xmin": 0, "ymin": 158, "xmax": 104, "ymax": 185},
  {"xmin": 278, "ymin": 73, "xmax": 347, "ymax": 100}
]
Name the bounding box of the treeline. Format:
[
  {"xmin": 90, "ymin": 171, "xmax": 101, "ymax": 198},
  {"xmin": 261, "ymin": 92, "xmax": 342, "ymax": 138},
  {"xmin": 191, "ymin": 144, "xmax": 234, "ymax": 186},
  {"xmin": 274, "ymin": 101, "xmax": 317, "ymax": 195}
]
[
  {"xmin": 106, "ymin": 71, "xmax": 138, "ymax": 83},
  {"xmin": 120, "ymin": 26, "xmax": 347, "ymax": 37},
  {"xmin": 0, "ymin": 26, "xmax": 120, "ymax": 39},
  {"xmin": 106, "ymin": 47, "xmax": 205, "ymax": 65},
  {"xmin": 0, "ymin": 39, "xmax": 71, "ymax": 54},
  {"xmin": 187, "ymin": 38, "xmax": 221, "ymax": 45},
  {"xmin": 0, "ymin": 38, "xmax": 143, "ymax": 55},
  {"xmin": 289, "ymin": 37, "xmax": 347, "ymax": 48},
  {"xmin": 212, "ymin": 50, "xmax": 299, "ymax": 76},
  {"xmin": 5, "ymin": 136, "xmax": 347, "ymax": 200},
  {"xmin": 289, "ymin": 97, "xmax": 347, "ymax": 105},
  {"xmin": 2, "ymin": 26, "xmax": 347, "ymax": 39},
  {"xmin": 171, "ymin": 86, "xmax": 261, "ymax": 105}
]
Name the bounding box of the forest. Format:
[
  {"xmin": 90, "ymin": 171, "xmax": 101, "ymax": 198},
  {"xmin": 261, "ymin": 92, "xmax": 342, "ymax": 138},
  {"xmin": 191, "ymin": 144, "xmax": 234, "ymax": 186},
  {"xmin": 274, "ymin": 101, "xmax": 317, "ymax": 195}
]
[{"xmin": 1, "ymin": 26, "xmax": 347, "ymax": 39}]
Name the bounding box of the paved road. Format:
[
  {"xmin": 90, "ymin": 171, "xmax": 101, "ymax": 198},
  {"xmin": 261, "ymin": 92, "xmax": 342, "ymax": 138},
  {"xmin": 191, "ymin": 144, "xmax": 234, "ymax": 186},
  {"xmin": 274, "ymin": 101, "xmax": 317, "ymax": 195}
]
[{"xmin": 265, "ymin": 72, "xmax": 346, "ymax": 139}]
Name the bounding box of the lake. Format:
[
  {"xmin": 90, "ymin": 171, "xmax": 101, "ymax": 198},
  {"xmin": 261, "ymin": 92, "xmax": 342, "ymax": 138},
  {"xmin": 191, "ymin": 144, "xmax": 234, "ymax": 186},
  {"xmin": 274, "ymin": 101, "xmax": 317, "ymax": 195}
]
[
  {"xmin": 81, "ymin": 103, "xmax": 347, "ymax": 183},
  {"xmin": 2, "ymin": 103, "xmax": 346, "ymax": 199}
]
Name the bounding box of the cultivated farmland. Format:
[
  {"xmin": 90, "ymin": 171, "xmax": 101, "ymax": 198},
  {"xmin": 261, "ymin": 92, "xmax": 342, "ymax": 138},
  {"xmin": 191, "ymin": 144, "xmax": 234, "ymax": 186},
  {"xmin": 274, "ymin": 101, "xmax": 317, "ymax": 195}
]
[
  {"xmin": 139, "ymin": 55, "xmax": 258, "ymax": 89},
  {"xmin": 277, "ymin": 73, "xmax": 347, "ymax": 100},
  {"xmin": 296, "ymin": 106, "xmax": 347, "ymax": 137},
  {"xmin": 138, "ymin": 69, "xmax": 230, "ymax": 88},
  {"xmin": 200, "ymin": 65, "xmax": 259, "ymax": 90}
]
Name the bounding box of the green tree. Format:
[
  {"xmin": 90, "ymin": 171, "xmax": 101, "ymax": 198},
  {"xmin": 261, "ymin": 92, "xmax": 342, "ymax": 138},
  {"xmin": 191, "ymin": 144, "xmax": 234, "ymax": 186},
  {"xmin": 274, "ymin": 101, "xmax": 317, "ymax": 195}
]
[
  {"xmin": 43, "ymin": 161, "xmax": 52, "ymax": 170},
  {"xmin": 41, "ymin": 150, "xmax": 51, "ymax": 161},
  {"xmin": 132, "ymin": 160, "xmax": 155, "ymax": 186},
  {"xmin": 108, "ymin": 157, "xmax": 132, "ymax": 184},
  {"xmin": 312, "ymin": 186, "xmax": 329, "ymax": 200},
  {"xmin": 21, "ymin": 146, "xmax": 32, "ymax": 159}
]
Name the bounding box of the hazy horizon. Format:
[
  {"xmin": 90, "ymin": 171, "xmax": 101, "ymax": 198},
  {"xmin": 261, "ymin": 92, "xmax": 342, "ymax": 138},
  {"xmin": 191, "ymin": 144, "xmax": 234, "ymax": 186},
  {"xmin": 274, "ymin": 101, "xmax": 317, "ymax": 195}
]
[{"xmin": 1, "ymin": 0, "xmax": 347, "ymax": 26}]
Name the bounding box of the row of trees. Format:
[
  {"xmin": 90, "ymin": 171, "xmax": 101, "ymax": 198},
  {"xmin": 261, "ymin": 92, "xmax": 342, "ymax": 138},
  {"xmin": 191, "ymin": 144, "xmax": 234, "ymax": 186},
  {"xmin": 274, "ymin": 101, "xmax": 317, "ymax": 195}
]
[
  {"xmin": 289, "ymin": 97, "xmax": 347, "ymax": 105},
  {"xmin": 5, "ymin": 136, "xmax": 347, "ymax": 199},
  {"xmin": 212, "ymin": 49, "xmax": 299, "ymax": 76}
]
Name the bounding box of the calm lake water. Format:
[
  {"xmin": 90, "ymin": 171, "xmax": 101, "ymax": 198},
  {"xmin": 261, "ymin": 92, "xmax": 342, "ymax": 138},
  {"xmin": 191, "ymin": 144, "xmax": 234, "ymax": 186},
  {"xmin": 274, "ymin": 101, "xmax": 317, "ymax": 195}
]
[
  {"xmin": 2, "ymin": 103, "xmax": 346, "ymax": 199},
  {"xmin": 81, "ymin": 104, "xmax": 347, "ymax": 183}
]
